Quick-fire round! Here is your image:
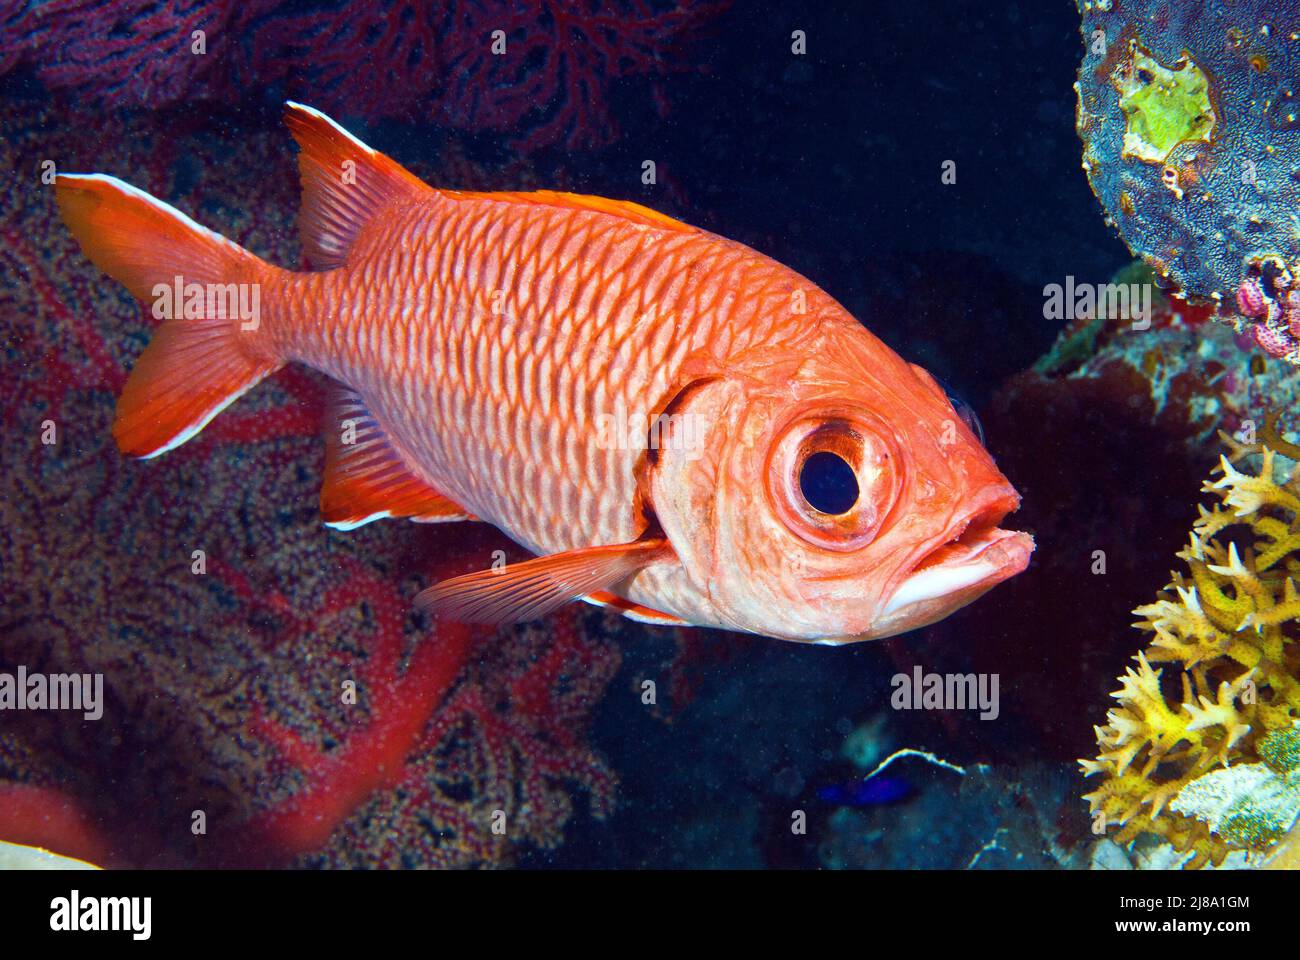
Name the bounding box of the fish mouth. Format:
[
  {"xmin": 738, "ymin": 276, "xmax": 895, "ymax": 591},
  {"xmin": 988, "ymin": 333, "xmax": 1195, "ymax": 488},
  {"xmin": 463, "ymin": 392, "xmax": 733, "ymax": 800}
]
[{"xmin": 875, "ymin": 494, "xmax": 1034, "ymax": 631}]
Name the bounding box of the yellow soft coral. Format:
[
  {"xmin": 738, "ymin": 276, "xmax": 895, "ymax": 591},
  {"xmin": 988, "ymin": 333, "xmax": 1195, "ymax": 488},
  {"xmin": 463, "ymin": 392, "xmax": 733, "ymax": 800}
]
[{"xmin": 1082, "ymin": 447, "xmax": 1300, "ymax": 868}]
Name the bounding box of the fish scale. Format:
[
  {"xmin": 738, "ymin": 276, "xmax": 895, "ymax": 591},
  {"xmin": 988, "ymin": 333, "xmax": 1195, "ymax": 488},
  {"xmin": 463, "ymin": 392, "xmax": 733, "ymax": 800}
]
[{"xmin": 293, "ymin": 194, "xmax": 791, "ymax": 558}]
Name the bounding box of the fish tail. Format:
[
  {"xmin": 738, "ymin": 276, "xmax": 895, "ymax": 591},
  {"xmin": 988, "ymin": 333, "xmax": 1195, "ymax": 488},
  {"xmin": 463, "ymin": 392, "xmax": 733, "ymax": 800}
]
[{"xmin": 56, "ymin": 173, "xmax": 284, "ymax": 458}]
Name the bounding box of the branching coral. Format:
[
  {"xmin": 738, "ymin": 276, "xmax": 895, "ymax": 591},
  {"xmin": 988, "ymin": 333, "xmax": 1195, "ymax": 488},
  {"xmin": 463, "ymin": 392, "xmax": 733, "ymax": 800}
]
[{"xmin": 1082, "ymin": 448, "xmax": 1300, "ymax": 867}]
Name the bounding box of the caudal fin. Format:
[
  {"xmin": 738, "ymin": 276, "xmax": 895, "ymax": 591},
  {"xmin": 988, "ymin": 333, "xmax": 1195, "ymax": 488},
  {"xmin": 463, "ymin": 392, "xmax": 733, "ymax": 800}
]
[{"xmin": 56, "ymin": 174, "xmax": 283, "ymax": 458}]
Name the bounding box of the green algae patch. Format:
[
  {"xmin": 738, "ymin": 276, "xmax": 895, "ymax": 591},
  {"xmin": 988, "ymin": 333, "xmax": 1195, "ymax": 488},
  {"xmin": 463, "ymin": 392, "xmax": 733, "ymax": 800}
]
[
  {"xmin": 1261, "ymin": 722, "xmax": 1300, "ymax": 775},
  {"xmin": 1114, "ymin": 46, "xmax": 1215, "ymax": 163}
]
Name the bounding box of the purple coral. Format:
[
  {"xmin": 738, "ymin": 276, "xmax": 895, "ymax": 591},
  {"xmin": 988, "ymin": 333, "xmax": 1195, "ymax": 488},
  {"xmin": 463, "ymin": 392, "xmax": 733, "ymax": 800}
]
[{"xmin": 1233, "ymin": 260, "xmax": 1300, "ymax": 362}]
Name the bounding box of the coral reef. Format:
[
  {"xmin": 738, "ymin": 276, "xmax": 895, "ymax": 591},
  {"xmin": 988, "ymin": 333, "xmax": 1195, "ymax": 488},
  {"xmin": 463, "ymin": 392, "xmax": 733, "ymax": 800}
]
[
  {"xmin": 0, "ymin": 100, "xmax": 618, "ymax": 867},
  {"xmin": 1025, "ymin": 271, "xmax": 1300, "ymax": 450},
  {"xmin": 914, "ymin": 261, "xmax": 1300, "ymax": 760},
  {"xmin": 1075, "ymin": 2, "xmax": 1300, "ymax": 360},
  {"xmin": 1081, "ymin": 448, "xmax": 1300, "ymax": 867},
  {"xmin": 0, "ymin": 838, "xmax": 98, "ymax": 870},
  {"xmin": 0, "ymin": 783, "xmax": 113, "ymax": 867},
  {"xmin": 0, "ymin": 0, "xmax": 727, "ymax": 152}
]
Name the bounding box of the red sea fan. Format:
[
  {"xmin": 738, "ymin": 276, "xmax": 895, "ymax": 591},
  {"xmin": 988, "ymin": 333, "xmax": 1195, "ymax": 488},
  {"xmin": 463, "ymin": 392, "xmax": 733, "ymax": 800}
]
[
  {"xmin": 242, "ymin": 0, "xmax": 446, "ymax": 122},
  {"xmin": 0, "ymin": 0, "xmax": 728, "ymax": 152},
  {"xmin": 432, "ymin": 0, "xmax": 730, "ymax": 151},
  {"xmin": 0, "ymin": 101, "xmax": 622, "ymax": 868},
  {"xmin": 0, "ymin": 0, "xmax": 272, "ymax": 106},
  {"xmin": 247, "ymin": 0, "xmax": 729, "ymax": 150}
]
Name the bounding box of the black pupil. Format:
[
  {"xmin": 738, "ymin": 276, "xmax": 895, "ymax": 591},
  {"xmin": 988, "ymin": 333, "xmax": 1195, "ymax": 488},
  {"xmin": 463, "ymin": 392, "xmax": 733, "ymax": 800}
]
[{"xmin": 799, "ymin": 452, "xmax": 859, "ymax": 515}]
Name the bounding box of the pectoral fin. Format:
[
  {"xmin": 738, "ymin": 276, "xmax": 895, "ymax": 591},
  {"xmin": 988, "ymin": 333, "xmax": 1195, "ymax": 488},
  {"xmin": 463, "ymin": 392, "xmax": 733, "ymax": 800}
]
[{"xmin": 415, "ymin": 539, "xmax": 676, "ymax": 625}]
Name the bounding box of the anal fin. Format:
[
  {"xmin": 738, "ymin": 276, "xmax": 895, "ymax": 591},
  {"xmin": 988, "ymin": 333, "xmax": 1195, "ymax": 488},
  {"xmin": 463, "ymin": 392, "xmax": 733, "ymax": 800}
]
[{"xmin": 322, "ymin": 386, "xmax": 475, "ymax": 530}]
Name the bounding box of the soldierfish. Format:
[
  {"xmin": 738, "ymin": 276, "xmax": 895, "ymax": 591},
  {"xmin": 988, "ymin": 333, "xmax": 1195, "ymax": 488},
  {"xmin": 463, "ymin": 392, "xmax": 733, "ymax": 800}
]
[{"xmin": 56, "ymin": 103, "xmax": 1033, "ymax": 643}]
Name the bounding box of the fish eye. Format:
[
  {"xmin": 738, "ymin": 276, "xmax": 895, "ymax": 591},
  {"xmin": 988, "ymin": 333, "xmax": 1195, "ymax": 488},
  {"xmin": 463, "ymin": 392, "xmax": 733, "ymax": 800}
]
[
  {"xmin": 768, "ymin": 411, "xmax": 902, "ymax": 552},
  {"xmin": 933, "ymin": 376, "xmax": 985, "ymax": 445},
  {"xmin": 800, "ymin": 451, "xmax": 859, "ymax": 515}
]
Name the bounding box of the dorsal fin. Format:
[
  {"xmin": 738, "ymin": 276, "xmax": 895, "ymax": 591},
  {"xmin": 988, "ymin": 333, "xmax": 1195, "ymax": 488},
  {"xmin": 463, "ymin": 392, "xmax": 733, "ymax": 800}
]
[
  {"xmin": 284, "ymin": 102, "xmax": 696, "ymax": 264},
  {"xmin": 321, "ymin": 386, "xmax": 475, "ymax": 530},
  {"xmin": 282, "ymin": 101, "xmax": 431, "ymax": 269},
  {"xmin": 447, "ymin": 189, "xmax": 698, "ymax": 234}
]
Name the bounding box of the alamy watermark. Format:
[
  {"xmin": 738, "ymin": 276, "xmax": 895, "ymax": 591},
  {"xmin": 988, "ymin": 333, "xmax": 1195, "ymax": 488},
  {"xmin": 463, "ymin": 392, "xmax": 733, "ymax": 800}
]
[
  {"xmin": 891, "ymin": 666, "xmax": 999, "ymax": 720},
  {"xmin": 152, "ymin": 275, "xmax": 261, "ymax": 331},
  {"xmin": 1042, "ymin": 275, "xmax": 1151, "ymax": 330},
  {"xmin": 595, "ymin": 400, "xmax": 710, "ymax": 460},
  {"xmin": 50, "ymin": 890, "xmax": 150, "ymax": 940},
  {"xmin": 0, "ymin": 666, "xmax": 102, "ymax": 720}
]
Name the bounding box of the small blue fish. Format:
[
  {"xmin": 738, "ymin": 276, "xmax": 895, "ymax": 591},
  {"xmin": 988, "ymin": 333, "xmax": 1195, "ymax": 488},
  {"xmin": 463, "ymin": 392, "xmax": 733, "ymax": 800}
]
[{"xmin": 816, "ymin": 776, "xmax": 914, "ymax": 808}]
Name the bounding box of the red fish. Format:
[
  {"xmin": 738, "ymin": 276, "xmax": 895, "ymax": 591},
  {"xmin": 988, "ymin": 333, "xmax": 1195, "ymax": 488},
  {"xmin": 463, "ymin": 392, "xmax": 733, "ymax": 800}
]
[{"xmin": 56, "ymin": 103, "xmax": 1032, "ymax": 642}]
